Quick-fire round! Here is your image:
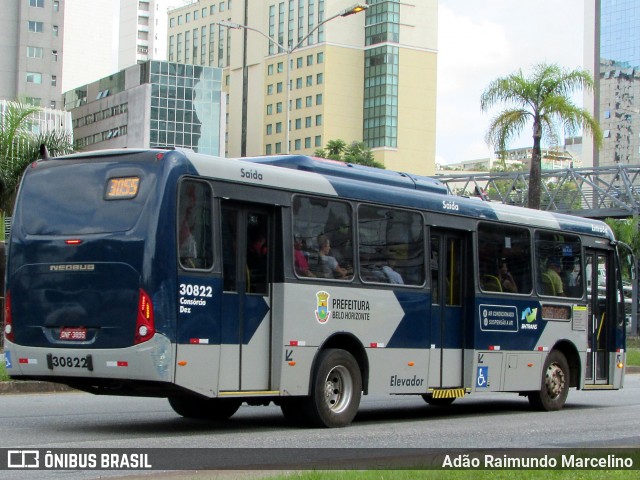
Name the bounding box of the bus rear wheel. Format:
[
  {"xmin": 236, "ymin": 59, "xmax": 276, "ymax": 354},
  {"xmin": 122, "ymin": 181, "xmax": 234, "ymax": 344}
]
[
  {"xmin": 528, "ymin": 350, "xmax": 569, "ymax": 411},
  {"xmin": 302, "ymin": 349, "xmax": 362, "ymax": 428},
  {"xmin": 168, "ymin": 395, "xmax": 241, "ymax": 420}
]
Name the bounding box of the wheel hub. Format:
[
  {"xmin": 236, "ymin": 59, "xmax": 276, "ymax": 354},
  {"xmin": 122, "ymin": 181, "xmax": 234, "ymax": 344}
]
[
  {"xmin": 323, "ymin": 365, "xmax": 352, "ymax": 413},
  {"xmin": 544, "ymin": 362, "xmax": 566, "ymax": 399}
]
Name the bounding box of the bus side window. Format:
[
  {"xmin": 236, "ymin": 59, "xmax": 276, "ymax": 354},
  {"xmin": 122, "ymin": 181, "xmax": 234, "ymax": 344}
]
[
  {"xmin": 358, "ymin": 205, "xmax": 424, "ymax": 286},
  {"xmin": 477, "ymin": 223, "xmax": 531, "ymax": 294},
  {"xmin": 535, "ymin": 231, "xmax": 582, "ymax": 298},
  {"xmin": 178, "ymin": 180, "xmax": 213, "ymax": 270},
  {"xmin": 292, "ymin": 195, "xmax": 353, "ymax": 281}
]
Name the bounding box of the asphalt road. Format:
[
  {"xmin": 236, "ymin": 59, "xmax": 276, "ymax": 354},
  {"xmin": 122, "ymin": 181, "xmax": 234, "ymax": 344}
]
[
  {"xmin": 0, "ymin": 375, "xmax": 639, "ymax": 478},
  {"xmin": 1, "ymin": 376, "xmax": 639, "ymax": 448}
]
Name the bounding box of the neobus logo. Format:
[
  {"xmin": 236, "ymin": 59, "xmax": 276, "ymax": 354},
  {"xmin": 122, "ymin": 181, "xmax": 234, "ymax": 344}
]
[{"xmin": 49, "ymin": 264, "xmax": 96, "ymax": 272}]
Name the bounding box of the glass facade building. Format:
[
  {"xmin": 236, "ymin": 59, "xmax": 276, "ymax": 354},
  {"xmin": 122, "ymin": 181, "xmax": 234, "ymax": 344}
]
[
  {"xmin": 597, "ymin": 0, "xmax": 640, "ymax": 165},
  {"xmin": 364, "ymin": 0, "xmax": 399, "ymax": 149},
  {"xmin": 65, "ymin": 61, "xmax": 223, "ymax": 155},
  {"xmin": 148, "ymin": 61, "xmax": 223, "ymax": 154}
]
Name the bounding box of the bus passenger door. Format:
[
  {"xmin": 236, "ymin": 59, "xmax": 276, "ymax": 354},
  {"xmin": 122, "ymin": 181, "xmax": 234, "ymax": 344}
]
[
  {"xmin": 219, "ymin": 202, "xmax": 273, "ymax": 392},
  {"xmin": 429, "ymin": 230, "xmax": 466, "ymax": 388},
  {"xmin": 585, "ymin": 249, "xmax": 612, "ymax": 385}
]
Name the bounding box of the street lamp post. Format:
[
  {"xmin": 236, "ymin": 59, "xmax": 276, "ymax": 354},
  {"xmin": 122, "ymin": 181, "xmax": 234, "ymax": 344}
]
[{"xmin": 217, "ymin": 3, "xmax": 368, "ymax": 155}]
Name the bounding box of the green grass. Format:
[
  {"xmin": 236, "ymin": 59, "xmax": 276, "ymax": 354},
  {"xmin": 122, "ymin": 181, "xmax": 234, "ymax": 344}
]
[
  {"xmin": 627, "ymin": 336, "xmax": 640, "ymax": 366},
  {"xmin": 0, "ymin": 358, "xmax": 8, "ymax": 381},
  {"xmin": 227, "ymin": 470, "xmax": 636, "ymax": 480}
]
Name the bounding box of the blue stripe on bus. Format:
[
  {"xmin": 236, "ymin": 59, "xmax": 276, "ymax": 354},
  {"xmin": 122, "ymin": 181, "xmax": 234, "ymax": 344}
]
[{"xmin": 386, "ymin": 291, "xmax": 431, "ymax": 348}]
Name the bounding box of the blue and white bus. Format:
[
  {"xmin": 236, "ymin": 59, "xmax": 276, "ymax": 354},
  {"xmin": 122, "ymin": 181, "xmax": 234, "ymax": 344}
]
[{"xmin": 3, "ymin": 148, "xmax": 627, "ymax": 427}]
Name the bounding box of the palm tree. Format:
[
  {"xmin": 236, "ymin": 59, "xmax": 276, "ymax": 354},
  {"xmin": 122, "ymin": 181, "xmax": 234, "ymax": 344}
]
[
  {"xmin": 324, "ymin": 139, "xmax": 347, "ymax": 160},
  {"xmin": 315, "ymin": 139, "xmax": 385, "ymax": 169},
  {"xmin": 0, "ymin": 100, "xmax": 74, "ymax": 214},
  {"xmin": 481, "ymin": 63, "xmax": 602, "ymax": 209},
  {"xmin": 343, "ymin": 141, "xmax": 385, "ymax": 169}
]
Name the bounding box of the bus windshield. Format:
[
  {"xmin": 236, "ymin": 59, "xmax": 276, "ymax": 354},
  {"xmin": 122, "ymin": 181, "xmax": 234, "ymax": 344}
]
[{"xmin": 18, "ymin": 161, "xmax": 154, "ymax": 236}]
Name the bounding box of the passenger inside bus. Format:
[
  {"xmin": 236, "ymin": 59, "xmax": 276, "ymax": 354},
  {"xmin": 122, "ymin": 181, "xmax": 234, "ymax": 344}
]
[
  {"xmin": 541, "ymin": 257, "xmax": 566, "ymax": 296},
  {"xmin": 498, "ymin": 259, "xmax": 518, "ymax": 293},
  {"xmin": 360, "ymin": 250, "xmax": 404, "ymax": 284},
  {"xmin": 563, "ymin": 258, "xmax": 582, "ymax": 297},
  {"xmin": 317, "ymin": 234, "xmax": 349, "ymax": 279},
  {"xmin": 294, "ymin": 234, "xmax": 315, "ymax": 277},
  {"xmin": 381, "ymin": 262, "xmax": 404, "ymax": 284}
]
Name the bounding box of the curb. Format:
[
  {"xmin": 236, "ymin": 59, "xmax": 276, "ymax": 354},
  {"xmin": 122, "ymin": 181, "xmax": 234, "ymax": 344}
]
[{"xmin": 0, "ymin": 380, "xmax": 75, "ymax": 394}]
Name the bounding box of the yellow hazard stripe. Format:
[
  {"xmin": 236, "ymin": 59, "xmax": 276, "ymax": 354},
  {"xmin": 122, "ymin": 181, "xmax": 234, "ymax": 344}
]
[{"xmin": 431, "ymin": 388, "xmax": 466, "ymax": 399}]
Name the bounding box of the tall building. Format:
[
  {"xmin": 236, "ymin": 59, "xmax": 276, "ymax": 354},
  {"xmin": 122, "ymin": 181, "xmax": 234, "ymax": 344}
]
[
  {"xmin": 167, "ymin": 0, "xmax": 437, "ymax": 175},
  {"xmin": 64, "ymin": 0, "xmax": 180, "ymax": 92},
  {"xmin": 0, "ymin": 0, "xmax": 182, "ymax": 107},
  {"xmin": 64, "ymin": 60, "xmax": 224, "ymax": 156},
  {"xmin": 119, "ymin": 0, "xmax": 183, "ymax": 72},
  {"xmin": 585, "ymin": 0, "xmax": 640, "ymax": 166},
  {"xmin": 0, "ymin": 0, "xmax": 65, "ymax": 109}
]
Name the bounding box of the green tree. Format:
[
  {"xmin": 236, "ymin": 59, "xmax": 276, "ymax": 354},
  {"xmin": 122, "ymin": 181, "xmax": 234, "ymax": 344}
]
[
  {"xmin": 605, "ymin": 218, "xmax": 640, "ymax": 285},
  {"xmin": 315, "ymin": 139, "xmax": 385, "ymax": 169},
  {"xmin": 324, "ymin": 139, "xmax": 347, "ymax": 160},
  {"xmin": 481, "ymin": 63, "xmax": 602, "ymax": 210},
  {"xmin": 0, "ymin": 100, "xmax": 74, "ymax": 214},
  {"xmin": 606, "ymin": 218, "xmax": 640, "ymax": 257}
]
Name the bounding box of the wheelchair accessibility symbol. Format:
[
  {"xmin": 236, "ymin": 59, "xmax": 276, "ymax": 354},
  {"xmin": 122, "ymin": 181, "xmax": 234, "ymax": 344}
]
[{"xmin": 476, "ymin": 366, "xmax": 488, "ymax": 388}]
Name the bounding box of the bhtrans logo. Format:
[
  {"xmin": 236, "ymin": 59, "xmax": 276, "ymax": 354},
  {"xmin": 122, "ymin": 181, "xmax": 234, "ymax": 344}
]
[{"xmin": 49, "ymin": 264, "xmax": 95, "ymax": 272}]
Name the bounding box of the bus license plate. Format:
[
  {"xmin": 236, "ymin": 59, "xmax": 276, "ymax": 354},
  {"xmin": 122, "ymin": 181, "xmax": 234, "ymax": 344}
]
[
  {"xmin": 59, "ymin": 327, "xmax": 87, "ymax": 341},
  {"xmin": 46, "ymin": 353, "xmax": 93, "ymax": 371}
]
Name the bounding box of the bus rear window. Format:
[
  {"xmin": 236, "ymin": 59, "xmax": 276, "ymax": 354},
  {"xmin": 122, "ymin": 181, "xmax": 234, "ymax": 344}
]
[{"xmin": 18, "ymin": 163, "xmax": 153, "ymax": 235}]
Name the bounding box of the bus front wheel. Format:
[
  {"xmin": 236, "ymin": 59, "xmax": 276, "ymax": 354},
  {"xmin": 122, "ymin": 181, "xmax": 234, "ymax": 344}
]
[
  {"xmin": 528, "ymin": 350, "xmax": 569, "ymax": 411},
  {"xmin": 168, "ymin": 395, "xmax": 241, "ymax": 420},
  {"xmin": 303, "ymin": 348, "xmax": 362, "ymax": 428}
]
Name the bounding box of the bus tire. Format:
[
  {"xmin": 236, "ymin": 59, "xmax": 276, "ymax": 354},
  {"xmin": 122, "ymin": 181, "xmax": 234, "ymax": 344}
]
[
  {"xmin": 303, "ymin": 348, "xmax": 362, "ymax": 428},
  {"xmin": 422, "ymin": 394, "xmax": 455, "ymax": 406},
  {"xmin": 168, "ymin": 395, "xmax": 241, "ymax": 420},
  {"xmin": 528, "ymin": 350, "xmax": 569, "ymax": 411}
]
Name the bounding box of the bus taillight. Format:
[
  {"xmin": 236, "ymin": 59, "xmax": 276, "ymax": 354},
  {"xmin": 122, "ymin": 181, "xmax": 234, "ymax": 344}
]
[
  {"xmin": 135, "ymin": 289, "xmax": 155, "ymax": 345},
  {"xmin": 3, "ymin": 290, "xmax": 13, "ymax": 342}
]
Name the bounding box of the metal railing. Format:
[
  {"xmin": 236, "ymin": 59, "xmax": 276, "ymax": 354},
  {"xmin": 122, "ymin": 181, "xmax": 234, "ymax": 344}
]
[{"xmin": 435, "ymin": 164, "xmax": 640, "ymax": 218}]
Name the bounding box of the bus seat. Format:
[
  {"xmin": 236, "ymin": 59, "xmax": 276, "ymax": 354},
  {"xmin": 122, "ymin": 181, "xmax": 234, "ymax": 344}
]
[{"xmin": 481, "ymin": 274, "xmax": 502, "ymax": 292}]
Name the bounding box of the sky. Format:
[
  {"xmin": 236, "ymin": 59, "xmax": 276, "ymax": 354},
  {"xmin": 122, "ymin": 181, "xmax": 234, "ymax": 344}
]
[{"xmin": 436, "ymin": 0, "xmax": 585, "ymax": 165}]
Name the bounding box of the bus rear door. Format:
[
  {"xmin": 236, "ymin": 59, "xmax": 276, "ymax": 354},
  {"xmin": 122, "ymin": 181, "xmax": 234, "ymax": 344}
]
[
  {"xmin": 219, "ymin": 202, "xmax": 274, "ymax": 392},
  {"xmin": 585, "ymin": 248, "xmax": 615, "ymax": 386},
  {"xmin": 429, "ymin": 230, "xmax": 466, "ymax": 388}
]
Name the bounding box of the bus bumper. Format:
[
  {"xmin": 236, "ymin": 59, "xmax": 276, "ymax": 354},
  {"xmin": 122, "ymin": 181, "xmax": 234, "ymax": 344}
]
[{"xmin": 3, "ymin": 334, "xmax": 174, "ymax": 384}]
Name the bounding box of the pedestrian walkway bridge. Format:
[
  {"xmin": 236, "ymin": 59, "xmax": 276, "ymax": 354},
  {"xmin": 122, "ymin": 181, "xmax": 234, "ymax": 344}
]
[{"xmin": 435, "ymin": 164, "xmax": 640, "ymax": 219}]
